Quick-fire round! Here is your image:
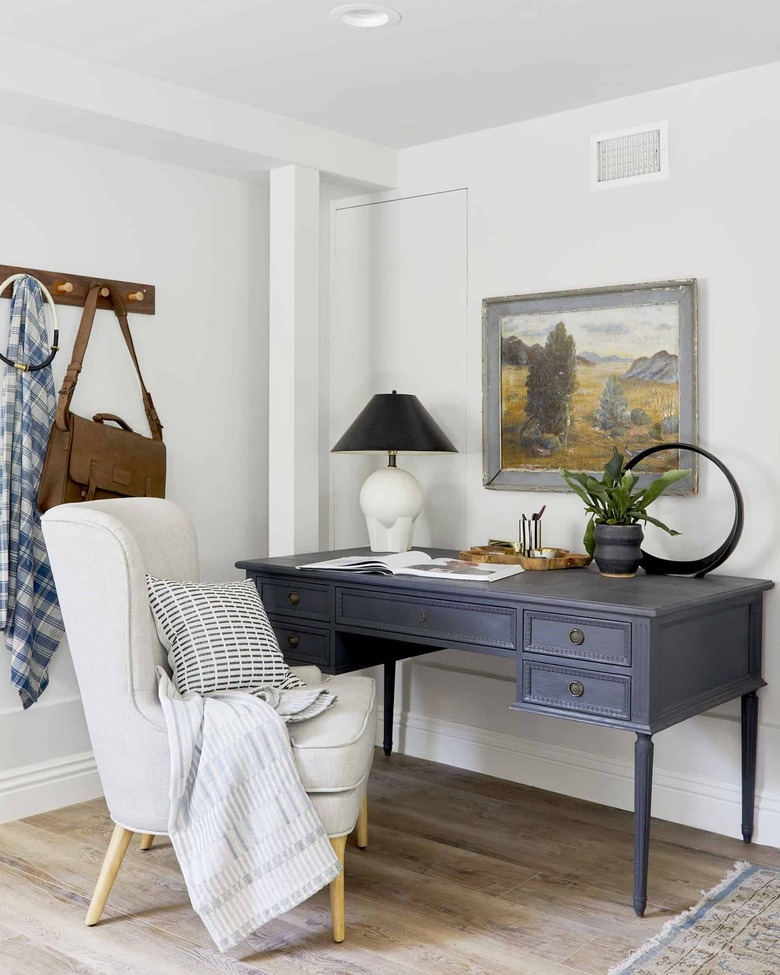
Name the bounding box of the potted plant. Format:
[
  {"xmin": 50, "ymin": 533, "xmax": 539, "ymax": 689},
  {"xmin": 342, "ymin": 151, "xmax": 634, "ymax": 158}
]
[{"xmin": 561, "ymin": 448, "xmax": 690, "ymax": 577}]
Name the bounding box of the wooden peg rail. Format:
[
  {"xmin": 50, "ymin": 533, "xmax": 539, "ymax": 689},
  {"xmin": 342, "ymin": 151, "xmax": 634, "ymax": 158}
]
[{"xmin": 0, "ymin": 264, "xmax": 155, "ymax": 315}]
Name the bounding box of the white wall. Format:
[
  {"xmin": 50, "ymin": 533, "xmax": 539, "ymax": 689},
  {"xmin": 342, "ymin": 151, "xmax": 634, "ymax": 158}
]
[
  {"xmin": 0, "ymin": 123, "xmax": 268, "ymax": 822},
  {"xmin": 330, "ymin": 63, "xmax": 780, "ymax": 844},
  {"xmin": 329, "ymin": 190, "xmax": 468, "ymax": 550}
]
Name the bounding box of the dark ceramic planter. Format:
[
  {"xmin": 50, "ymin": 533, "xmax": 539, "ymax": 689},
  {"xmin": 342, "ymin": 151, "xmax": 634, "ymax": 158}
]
[{"xmin": 593, "ymin": 524, "xmax": 644, "ymax": 578}]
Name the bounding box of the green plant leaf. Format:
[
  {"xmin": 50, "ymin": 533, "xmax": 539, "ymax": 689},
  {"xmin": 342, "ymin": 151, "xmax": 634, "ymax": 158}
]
[
  {"xmin": 623, "ymin": 506, "xmax": 645, "ymax": 523},
  {"xmin": 562, "ymin": 470, "xmax": 594, "ymax": 489},
  {"xmin": 560, "ymin": 472, "xmax": 595, "ymax": 506},
  {"xmin": 561, "ymin": 470, "xmax": 609, "ymax": 515},
  {"xmin": 639, "ymin": 512, "xmax": 682, "ymax": 536},
  {"xmin": 584, "ymin": 477, "xmax": 611, "ymax": 503},
  {"xmin": 603, "ymin": 447, "xmax": 624, "ymax": 487},
  {"xmin": 617, "ymin": 470, "xmax": 634, "ymax": 509},
  {"xmin": 584, "ymin": 515, "xmax": 595, "ymax": 556},
  {"xmin": 640, "ymin": 468, "xmax": 691, "ymax": 507}
]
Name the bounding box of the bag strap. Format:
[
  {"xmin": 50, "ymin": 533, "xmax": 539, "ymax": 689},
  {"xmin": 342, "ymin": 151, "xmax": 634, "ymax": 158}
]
[{"xmin": 55, "ymin": 284, "xmax": 163, "ymax": 440}]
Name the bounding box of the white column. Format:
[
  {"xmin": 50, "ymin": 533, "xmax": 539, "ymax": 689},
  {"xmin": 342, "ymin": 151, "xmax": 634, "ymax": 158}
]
[{"xmin": 268, "ymin": 165, "xmax": 320, "ymax": 556}]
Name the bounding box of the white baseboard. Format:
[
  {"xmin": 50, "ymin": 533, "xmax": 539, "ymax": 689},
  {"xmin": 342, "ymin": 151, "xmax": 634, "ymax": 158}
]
[
  {"xmin": 0, "ymin": 751, "xmax": 102, "ymax": 825},
  {"xmin": 378, "ymin": 708, "xmax": 780, "ymax": 848},
  {"xmin": 5, "ymin": 707, "xmax": 775, "ymax": 846}
]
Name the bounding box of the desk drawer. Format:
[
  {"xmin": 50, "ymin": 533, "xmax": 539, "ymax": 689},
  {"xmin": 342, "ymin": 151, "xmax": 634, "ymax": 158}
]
[
  {"xmin": 257, "ymin": 579, "xmax": 331, "ymax": 621},
  {"xmin": 524, "ymin": 611, "xmax": 631, "ymax": 666},
  {"xmin": 337, "ymin": 588, "xmax": 516, "ymax": 649},
  {"xmin": 521, "ymin": 661, "xmax": 631, "ymax": 720},
  {"xmin": 270, "ymin": 620, "xmax": 331, "ymax": 667}
]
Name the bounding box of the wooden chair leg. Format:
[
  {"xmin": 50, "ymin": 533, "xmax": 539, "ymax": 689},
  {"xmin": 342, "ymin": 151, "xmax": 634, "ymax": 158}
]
[
  {"xmin": 85, "ymin": 824, "xmax": 134, "ymax": 926},
  {"xmin": 139, "ymin": 834, "xmax": 155, "ymax": 851},
  {"xmin": 356, "ymin": 794, "xmax": 368, "ymax": 849},
  {"xmin": 329, "ymin": 835, "xmax": 347, "ymax": 943}
]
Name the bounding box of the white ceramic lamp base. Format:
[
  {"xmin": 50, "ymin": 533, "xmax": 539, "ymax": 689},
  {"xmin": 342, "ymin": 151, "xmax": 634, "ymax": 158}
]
[{"xmin": 359, "ymin": 466, "xmax": 423, "ymax": 552}]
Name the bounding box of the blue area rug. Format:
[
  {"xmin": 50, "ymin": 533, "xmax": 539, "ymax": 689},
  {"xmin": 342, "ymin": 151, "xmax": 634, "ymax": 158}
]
[{"xmin": 610, "ymin": 862, "xmax": 780, "ymax": 974}]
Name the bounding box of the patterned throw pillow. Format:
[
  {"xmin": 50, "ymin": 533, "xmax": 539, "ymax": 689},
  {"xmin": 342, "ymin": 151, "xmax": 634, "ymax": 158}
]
[{"xmin": 146, "ymin": 576, "xmax": 303, "ymax": 695}]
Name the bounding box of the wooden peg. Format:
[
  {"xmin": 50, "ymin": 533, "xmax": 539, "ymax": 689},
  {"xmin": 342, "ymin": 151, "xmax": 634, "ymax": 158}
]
[
  {"xmin": 56, "ymin": 282, "xmax": 74, "ymax": 294},
  {"xmin": 100, "ymin": 288, "xmax": 110, "ymax": 297},
  {"xmin": 127, "ymin": 291, "xmax": 144, "ymax": 302}
]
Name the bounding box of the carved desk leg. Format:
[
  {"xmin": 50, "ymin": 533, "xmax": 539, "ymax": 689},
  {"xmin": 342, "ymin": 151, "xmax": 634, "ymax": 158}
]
[
  {"xmin": 741, "ymin": 690, "xmax": 759, "ymax": 843},
  {"xmin": 634, "ymin": 733, "xmax": 654, "ymax": 917},
  {"xmin": 383, "ymin": 659, "xmax": 396, "ymax": 756}
]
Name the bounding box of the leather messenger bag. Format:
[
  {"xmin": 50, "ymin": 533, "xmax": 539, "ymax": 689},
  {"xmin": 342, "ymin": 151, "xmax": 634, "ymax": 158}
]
[{"xmin": 37, "ymin": 285, "xmax": 165, "ymax": 513}]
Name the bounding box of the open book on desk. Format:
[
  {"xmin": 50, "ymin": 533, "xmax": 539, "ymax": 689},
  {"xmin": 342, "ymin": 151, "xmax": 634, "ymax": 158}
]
[{"xmin": 298, "ymin": 551, "xmax": 524, "ymax": 583}]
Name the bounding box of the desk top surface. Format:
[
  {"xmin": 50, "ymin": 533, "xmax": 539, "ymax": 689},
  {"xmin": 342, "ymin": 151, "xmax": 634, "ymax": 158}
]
[{"xmin": 237, "ymin": 548, "xmax": 774, "ymax": 619}]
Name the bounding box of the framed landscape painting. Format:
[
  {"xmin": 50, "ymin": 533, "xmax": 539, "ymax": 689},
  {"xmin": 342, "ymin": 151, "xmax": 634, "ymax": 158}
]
[{"xmin": 482, "ymin": 280, "xmax": 698, "ymax": 492}]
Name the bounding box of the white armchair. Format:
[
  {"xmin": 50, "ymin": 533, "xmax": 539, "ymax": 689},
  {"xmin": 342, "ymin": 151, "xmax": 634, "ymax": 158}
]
[{"xmin": 41, "ymin": 498, "xmax": 376, "ymax": 943}]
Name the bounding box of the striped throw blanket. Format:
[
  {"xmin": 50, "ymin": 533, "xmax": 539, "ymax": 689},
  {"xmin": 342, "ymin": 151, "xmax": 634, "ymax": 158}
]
[
  {"xmin": 0, "ymin": 276, "xmax": 64, "ymax": 708},
  {"xmin": 157, "ymin": 668, "xmax": 341, "ymax": 952}
]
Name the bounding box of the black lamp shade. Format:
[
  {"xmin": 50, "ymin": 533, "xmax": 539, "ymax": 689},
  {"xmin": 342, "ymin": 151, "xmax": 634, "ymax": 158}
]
[{"xmin": 331, "ymin": 391, "xmax": 457, "ymax": 454}]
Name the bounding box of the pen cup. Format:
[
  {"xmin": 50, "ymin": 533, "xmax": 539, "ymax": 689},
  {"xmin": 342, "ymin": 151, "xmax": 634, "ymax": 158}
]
[{"xmin": 519, "ymin": 519, "xmax": 541, "ymax": 556}]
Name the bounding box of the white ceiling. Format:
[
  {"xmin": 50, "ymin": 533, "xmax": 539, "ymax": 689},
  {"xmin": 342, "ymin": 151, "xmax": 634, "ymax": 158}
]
[{"xmin": 3, "ymin": 0, "xmax": 780, "ymax": 148}]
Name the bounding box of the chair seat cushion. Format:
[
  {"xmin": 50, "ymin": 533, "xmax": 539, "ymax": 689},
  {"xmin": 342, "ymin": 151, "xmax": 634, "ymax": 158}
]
[{"xmin": 289, "ymin": 675, "xmax": 376, "ymax": 793}]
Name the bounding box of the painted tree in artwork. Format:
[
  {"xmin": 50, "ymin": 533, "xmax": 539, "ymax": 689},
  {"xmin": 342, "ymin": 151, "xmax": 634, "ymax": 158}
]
[
  {"xmin": 525, "ymin": 321, "xmax": 577, "ymax": 435},
  {"xmin": 596, "ymin": 375, "xmax": 631, "ymax": 431}
]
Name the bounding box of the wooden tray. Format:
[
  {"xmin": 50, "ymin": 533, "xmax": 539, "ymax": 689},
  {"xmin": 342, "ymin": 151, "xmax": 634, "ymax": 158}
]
[
  {"xmin": 459, "ymin": 546, "xmax": 524, "ymax": 564},
  {"xmin": 459, "ymin": 546, "xmax": 592, "ymax": 570},
  {"xmin": 517, "ymin": 551, "xmax": 592, "ymax": 571}
]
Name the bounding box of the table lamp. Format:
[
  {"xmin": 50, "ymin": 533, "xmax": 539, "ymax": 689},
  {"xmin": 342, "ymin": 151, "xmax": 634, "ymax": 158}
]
[{"xmin": 331, "ymin": 390, "xmax": 457, "ymax": 552}]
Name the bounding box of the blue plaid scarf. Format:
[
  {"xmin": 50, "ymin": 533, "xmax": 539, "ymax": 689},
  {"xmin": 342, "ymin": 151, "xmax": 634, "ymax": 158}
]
[{"xmin": 0, "ymin": 276, "xmax": 64, "ymax": 708}]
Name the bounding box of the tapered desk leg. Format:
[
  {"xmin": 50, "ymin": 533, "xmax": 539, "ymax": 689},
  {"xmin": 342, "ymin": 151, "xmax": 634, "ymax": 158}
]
[
  {"xmin": 634, "ymin": 733, "xmax": 654, "ymax": 917},
  {"xmin": 741, "ymin": 690, "xmax": 759, "ymax": 843},
  {"xmin": 383, "ymin": 659, "xmax": 396, "ymax": 756}
]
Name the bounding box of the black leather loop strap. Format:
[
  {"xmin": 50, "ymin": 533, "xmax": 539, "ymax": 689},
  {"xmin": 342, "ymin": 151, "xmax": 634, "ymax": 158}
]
[
  {"xmin": 0, "ymin": 275, "xmax": 59, "ymax": 373},
  {"xmin": 624, "ymin": 442, "xmax": 744, "ymax": 578}
]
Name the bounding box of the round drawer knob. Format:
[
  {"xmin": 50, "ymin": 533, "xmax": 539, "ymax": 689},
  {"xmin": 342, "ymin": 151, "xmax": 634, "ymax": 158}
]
[
  {"xmin": 288, "ymin": 591, "xmax": 300, "ymax": 606},
  {"xmin": 287, "ymin": 634, "xmax": 300, "ymax": 649},
  {"xmin": 418, "ymin": 611, "xmax": 427, "ymax": 623},
  {"xmin": 569, "ymin": 628, "xmax": 585, "ymax": 646},
  {"xmin": 568, "ymin": 680, "xmax": 585, "ymax": 698}
]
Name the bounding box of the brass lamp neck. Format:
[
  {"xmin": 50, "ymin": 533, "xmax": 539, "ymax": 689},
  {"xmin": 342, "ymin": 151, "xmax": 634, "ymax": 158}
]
[{"xmin": 387, "ymin": 451, "xmax": 397, "ymax": 468}]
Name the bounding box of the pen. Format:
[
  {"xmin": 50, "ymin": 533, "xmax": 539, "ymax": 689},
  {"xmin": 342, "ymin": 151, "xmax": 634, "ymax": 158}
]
[{"xmin": 535, "ymin": 505, "xmax": 546, "ymax": 521}]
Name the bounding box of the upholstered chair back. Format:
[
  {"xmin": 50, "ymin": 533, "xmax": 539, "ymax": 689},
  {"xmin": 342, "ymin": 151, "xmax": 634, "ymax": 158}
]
[{"xmin": 41, "ymin": 499, "xmax": 199, "ymax": 832}]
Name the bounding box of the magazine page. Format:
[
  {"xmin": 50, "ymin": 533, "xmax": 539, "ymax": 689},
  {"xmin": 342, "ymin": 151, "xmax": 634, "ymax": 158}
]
[
  {"xmin": 395, "ymin": 559, "xmax": 524, "ymax": 582},
  {"xmin": 298, "ymin": 552, "xmax": 432, "ymax": 573}
]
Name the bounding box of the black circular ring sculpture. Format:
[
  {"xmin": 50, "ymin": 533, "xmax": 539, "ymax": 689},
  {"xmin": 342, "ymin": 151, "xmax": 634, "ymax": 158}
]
[{"xmin": 624, "ymin": 442, "xmax": 744, "ymax": 578}]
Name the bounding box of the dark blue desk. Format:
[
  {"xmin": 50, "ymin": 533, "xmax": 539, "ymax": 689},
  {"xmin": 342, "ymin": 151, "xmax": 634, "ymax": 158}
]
[{"xmin": 237, "ymin": 547, "xmax": 773, "ymax": 917}]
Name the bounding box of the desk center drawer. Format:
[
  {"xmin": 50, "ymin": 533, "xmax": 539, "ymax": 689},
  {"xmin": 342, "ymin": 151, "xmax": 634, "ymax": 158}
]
[{"xmin": 337, "ymin": 588, "xmax": 516, "ymax": 649}]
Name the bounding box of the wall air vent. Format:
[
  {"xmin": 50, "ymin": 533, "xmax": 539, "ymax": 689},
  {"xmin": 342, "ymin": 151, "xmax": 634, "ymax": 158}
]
[{"xmin": 591, "ymin": 122, "xmax": 669, "ymax": 190}]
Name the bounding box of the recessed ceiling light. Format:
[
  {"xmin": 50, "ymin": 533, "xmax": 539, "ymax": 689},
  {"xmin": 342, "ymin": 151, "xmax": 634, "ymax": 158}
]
[{"xmin": 329, "ymin": 4, "xmax": 402, "ymax": 29}]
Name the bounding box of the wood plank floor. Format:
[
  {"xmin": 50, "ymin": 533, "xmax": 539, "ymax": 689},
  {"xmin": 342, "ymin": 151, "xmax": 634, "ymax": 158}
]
[{"xmin": 2, "ymin": 750, "xmax": 779, "ymax": 975}]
